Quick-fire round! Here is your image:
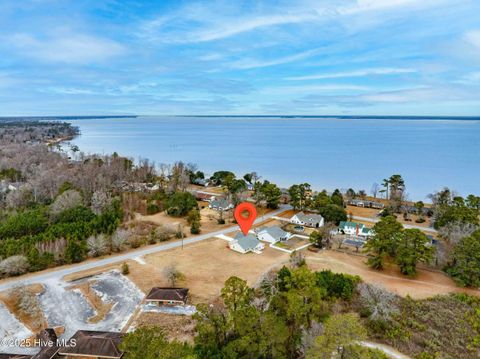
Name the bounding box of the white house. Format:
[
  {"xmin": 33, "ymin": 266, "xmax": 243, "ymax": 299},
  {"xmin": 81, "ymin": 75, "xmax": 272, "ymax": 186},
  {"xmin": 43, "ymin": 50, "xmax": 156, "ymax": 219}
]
[
  {"xmin": 290, "ymin": 212, "xmax": 324, "ymax": 228},
  {"xmin": 229, "ymin": 233, "xmax": 265, "ymax": 254},
  {"xmin": 256, "ymin": 226, "xmax": 291, "ymax": 244},
  {"xmin": 338, "ymin": 221, "xmax": 374, "ymax": 238}
]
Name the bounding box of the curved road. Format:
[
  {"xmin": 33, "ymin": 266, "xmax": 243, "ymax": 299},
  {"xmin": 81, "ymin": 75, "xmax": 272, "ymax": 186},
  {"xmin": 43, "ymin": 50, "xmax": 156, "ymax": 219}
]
[{"xmin": 0, "ymin": 205, "xmax": 292, "ymax": 292}]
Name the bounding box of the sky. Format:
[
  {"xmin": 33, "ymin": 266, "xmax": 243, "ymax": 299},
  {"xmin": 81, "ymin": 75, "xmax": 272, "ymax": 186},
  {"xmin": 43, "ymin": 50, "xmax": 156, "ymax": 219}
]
[{"xmin": 1, "ymin": 0, "xmax": 480, "ymax": 116}]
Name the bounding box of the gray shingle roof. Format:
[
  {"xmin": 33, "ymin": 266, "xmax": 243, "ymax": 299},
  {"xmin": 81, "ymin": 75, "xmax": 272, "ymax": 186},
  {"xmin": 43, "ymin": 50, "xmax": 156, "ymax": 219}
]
[
  {"xmin": 295, "ymin": 212, "xmax": 323, "ymax": 223},
  {"xmin": 210, "ymin": 198, "xmax": 232, "ymax": 209},
  {"xmin": 258, "ymin": 226, "xmax": 289, "ymax": 241},
  {"xmin": 234, "ymin": 233, "xmax": 261, "ymax": 251}
]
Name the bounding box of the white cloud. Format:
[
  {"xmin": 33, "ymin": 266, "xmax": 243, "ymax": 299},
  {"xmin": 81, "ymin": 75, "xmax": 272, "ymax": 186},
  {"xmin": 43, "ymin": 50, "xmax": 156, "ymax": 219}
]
[
  {"xmin": 229, "ymin": 48, "xmax": 321, "ymax": 70},
  {"xmin": 10, "ymin": 32, "xmax": 125, "ymax": 64},
  {"xmin": 138, "ymin": 0, "xmax": 451, "ymax": 45},
  {"xmin": 263, "ymin": 83, "xmax": 371, "ymax": 95},
  {"xmin": 0, "ymin": 72, "xmax": 20, "ymax": 88},
  {"xmin": 464, "ymin": 30, "xmax": 480, "ymax": 49},
  {"xmin": 360, "ymin": 86, "xmax": 476, "ymax": 103},
  {"xmin": 43, "ymin": 87, "xmax": 98, "ymax": 95},
  {"xmin": 189, "ymin": 13, "xmax": 319, "ymax": 43},
  {"xmin": 138, "ymin": 3, "xmax": 330, "ymax": 44},
  {"xmin": 458, "ymin": 71, "xmax": 480, "ymax": 84},
  {"xmin": 340, "ymin": 0, "xmax": 445, "ymax": 15},
  {"xmin": 286, "ymin": 67, "xmax": 416, "ymax": 80}
]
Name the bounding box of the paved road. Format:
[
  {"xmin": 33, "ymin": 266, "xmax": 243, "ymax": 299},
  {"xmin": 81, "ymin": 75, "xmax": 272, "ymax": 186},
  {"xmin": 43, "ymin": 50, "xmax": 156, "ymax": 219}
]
[
  {"xmin": 351, "ymin": 215, "xmax": 438, "ymax": 233},
  {"xmin": 0, "ymin": 205, "xmax": 292, "ymax": 292}
]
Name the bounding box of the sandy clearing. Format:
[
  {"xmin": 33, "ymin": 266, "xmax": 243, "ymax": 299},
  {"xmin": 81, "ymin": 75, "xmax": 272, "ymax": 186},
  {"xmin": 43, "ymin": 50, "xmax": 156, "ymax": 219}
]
[
  {"xmin": 126, "ymin": 237, "xmax": 290, "ymax": 303},
  {"xmin": 346, "ymin": 205, "xmax": 434, "ymax": 229},
  {"xmin": 306, "ymin": 251, "xmax": 480, "ymax": 299}
]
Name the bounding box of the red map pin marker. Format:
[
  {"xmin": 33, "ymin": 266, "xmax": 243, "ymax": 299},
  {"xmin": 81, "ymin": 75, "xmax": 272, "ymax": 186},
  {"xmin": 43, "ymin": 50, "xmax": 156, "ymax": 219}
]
[{"xmin": 234, "ymin": 202, "xmax": 257, "ymax": 236}]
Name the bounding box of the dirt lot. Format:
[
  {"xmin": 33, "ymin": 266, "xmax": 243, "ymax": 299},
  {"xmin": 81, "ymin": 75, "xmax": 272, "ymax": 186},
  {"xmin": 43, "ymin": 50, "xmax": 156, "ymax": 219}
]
[
  {"xmin": 346, "ymin": 205, "xmax": 434, "ymax": 228},
  {"xmin": 135, "ymin": 205, "xmax": 237, "ymax": 236},
  {"xmin": 124, "ymin": 238, "xmax": 290, "ymax": 303},
  {"xmin": 135, "ymin": 211, "xmax": 188, "ymax": 230},
  {"xmin": 345, "ymin": 205, "xmax": 381, "ymax": 219},
  {"xmin": 306, "ymin": 250, "xmax": 480, "ymax": 299}
]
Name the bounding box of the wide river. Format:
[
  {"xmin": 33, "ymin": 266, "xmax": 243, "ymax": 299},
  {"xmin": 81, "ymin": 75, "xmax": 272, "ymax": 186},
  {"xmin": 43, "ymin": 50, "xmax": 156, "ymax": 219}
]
[{"xmin": 67, "ymin": 116, "xmax": 480, "ymax": 201}]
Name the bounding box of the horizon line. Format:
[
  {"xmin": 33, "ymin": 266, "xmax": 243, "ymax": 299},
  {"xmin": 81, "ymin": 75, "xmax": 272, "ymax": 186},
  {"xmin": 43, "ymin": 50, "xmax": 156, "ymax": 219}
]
[{"xmin": 1, "ymin": 114, "xmax": 480, "ymax": 120}]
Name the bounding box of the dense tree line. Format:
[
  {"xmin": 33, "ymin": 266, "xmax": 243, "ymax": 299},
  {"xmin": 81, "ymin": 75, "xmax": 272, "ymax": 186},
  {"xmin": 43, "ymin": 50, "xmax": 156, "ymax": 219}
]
[
  {"xmin": 121, "ymin": 265, "xmax": 374, "ymax": 359},
  {"xmin": 0, "ymin": 197, "xmax": 122, "ymax": 275},
  {"xmin": 288, "ymin": 184, "xmax": 347, "ymax": 224},
  {"xmin": 364, "ymin": 215, "xmax": 433, "ymax": 275},
  {"xmin": 427, "ymin": 188, "xmax": 480, "ymax": 286}
]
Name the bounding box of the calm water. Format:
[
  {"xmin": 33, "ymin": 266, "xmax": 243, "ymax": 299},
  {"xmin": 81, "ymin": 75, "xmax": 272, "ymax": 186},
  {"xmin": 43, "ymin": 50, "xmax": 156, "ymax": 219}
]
[{"xmin": 67, "ymin": 116, "xmax": 480, "ymax": 201}]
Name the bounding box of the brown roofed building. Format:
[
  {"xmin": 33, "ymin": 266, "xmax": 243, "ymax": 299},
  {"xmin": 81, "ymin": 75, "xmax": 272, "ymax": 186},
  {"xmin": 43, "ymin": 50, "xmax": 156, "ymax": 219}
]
[
  {"xmin": 0, "ymin": 354, "xmax": 32, "ymax": 359},
  {"xmin": 57, "ymin": 330, "xmax": 124, "ymax": 359},
  {"xmin": 32, "ymin": 328, "xmax": 59, "ymax": 359},
  {"xmin": 145, "ymin": 287, "xmax": 189, "ymax": 306}
]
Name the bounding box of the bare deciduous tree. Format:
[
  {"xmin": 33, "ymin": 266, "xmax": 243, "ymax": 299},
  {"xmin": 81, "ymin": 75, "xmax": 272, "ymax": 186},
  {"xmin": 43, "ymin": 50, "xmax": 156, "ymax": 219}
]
[
  {"xmin": 91, "ymin": 190, "xmax": 112, "ymax": 215},
  {"xmin": 0, "ymin": 255, "xmax": 29, "ymax": 277},
  {"xmin": 358, "ymin": 283, "xmax": 399, "ymax": 321},
  {"xmin": 49, "ymin": 189, "xmax": 82, "ymax": 217},
  {"xmin": 5, "ymin": 185, "xmax": 33, "ymax": 209},
  {"xmin": 370, "ymin": 183, "xmax": 380, "ymax": 198},
  {"xmin": 289, "ymin": 250, "xmax": 306, "ymax": 268},
  {"xmin": 301, "ymin": 321, "xmax": 324, "ymax": 355},
  {"xmin": 163, "ymin": 263, "xmax": 185, "ymax": 287},
  {"xmin": 36, "ymin": 238, "xmax": 67, "ymax": 260},
  {"xmin": 438, "ymin": 221, "xmax": 478, "ymax": 245},
  {"xmin": 111, "ymin": 228, "xmax": 130, "ymax": 252},
  {"xmin": 87, "ymin": 234, "xmax": 109, "ymax": 257}
]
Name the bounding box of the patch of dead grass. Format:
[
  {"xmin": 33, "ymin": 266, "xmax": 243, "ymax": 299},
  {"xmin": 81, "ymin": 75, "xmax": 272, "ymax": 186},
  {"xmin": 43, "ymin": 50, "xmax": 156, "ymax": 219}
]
[{"xmin": 0, "ymin": 284, "xmax": 47, "ymax": 332}]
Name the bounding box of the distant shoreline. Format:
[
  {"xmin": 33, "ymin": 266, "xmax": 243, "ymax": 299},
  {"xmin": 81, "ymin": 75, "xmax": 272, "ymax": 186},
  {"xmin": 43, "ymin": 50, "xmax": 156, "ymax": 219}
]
[
  {"xmin": 170, "ymin": 115, "xmax": 480, "ymax": 121},
  {"xmin": 0, "ymin": 115, "xmax": 137, "ymax": 122},
  {"xmin": 1, "ymin": 115, "xmax": 479, "ymax": 121}
]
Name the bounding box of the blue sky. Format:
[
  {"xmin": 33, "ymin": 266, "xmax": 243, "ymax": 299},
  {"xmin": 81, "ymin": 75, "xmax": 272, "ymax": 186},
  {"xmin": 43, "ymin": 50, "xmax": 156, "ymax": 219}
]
[{"xmin": 1, "ymin": 0, "xmax": 480, "ymax": 116}]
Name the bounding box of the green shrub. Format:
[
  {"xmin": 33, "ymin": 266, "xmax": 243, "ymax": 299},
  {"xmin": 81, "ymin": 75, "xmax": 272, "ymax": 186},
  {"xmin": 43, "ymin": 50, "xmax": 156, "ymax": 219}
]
[
  {"xmin": 122, "ymin": 262, "xmax": 130, "ymax": 275},
  {"xmin": 146, "ymin": 203, "xmax": 161, "ymax": 215},
  {"xmin": 166, "ymin": 192, "xmax": 197, "ymax": 217},
  {"xmin": 316, "ymin": 270, "xmax": 360, "ymax": 301},
  {"xmin": 54, "ymin": 206, "xmax": 95, "ymax": 224},
  {"xmin": 0, "ymin": 208, "xmax": 48, "ymax": 239}
]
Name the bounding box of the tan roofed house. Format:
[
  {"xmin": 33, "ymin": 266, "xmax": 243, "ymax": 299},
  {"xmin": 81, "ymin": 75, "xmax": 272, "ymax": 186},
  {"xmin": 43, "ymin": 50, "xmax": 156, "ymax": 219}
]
[
  {"xmin": 57, "ymin": 330, "xmax": 124, "ymax": 359},
  {"xmin": 145, "ymin": 287, "xmax": 189, "ymax": 306}
]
